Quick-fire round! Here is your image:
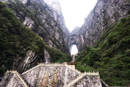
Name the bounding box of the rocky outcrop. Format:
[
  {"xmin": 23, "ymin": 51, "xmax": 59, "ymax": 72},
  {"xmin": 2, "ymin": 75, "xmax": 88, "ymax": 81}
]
[
  {"xmin": 70, "ymin": 0, "xmax": 130, "ymax": 51},
  {"xmin": 16, "ymin": 50, "xmax": 38, "ymax": 73},
  {"xmin": 2, "ymin": 0, "xmax": 69, "ymax": 53},
  {"xmin": 0, "ymin": 63, "xmax": 102, "ymax": 87},
  {"xmin": 68, "ymin": 27, "xmax": 81, "ymax": 51},
  {"xmin": 0, "ymin": 0, "xmax": 70, "ymax": 75}
]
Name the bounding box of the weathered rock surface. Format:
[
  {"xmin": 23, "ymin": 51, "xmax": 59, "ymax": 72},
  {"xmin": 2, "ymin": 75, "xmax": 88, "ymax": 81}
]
[
  {"xmin": 0, "ymin": 63, "xmax": 102, "ymax": 87},
  {"xmin": 16, "ymin": 50, "xmax": 38, "ymax": 73},
  {"xmin": 70, "ymin": 0, "xmax": 130, "ymax": 51},
  {"xmin": 0, "ymin": 0, "xmax": 70, "ymax": 73},
  {"xmin": 2, "ymin": 0, "xmax": 69, "ymax": 53}
]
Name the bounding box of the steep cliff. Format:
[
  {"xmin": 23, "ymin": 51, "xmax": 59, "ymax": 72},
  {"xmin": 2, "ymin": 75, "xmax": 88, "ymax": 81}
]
[
  {"xmin": 71, "ymin": 0, "xmax": 130, "ymax": 86},
  {"xmin": 75, "ymin": 15, "xmax": 130, "ymax": 86},
  {"xmin": 44, "ymin": 0, "xmax": 70, "ymax": 51},
  {"xmin": 70, "ymin": 0, "xmax": 130, "ymax": 51},
  {"xmin": 0, "ymin": 0, "xmax": 130, "ymax": 86},
  {"xmin": 3, "ymin": 0, "xmax": 69, "ymax": 52},
  {"xmin": 0, "ymin": 2, "xmax": 71, "ymax": 76}
]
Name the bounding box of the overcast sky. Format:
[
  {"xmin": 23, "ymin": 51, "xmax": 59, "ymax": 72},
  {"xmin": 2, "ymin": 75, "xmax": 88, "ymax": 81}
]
[
  {"xmin": 59, "ymin": 0, "xmax": 97, "ymax": 54},
  {"xmin": 59, "ymin": 0, "xmax": 97, "ymax": 32},
  {"xmin": 44, "ymin": 0, "xmax": 97, "ymax": 54},
  {"xmin": 44, "ymin": 0, "xmax": 97, "ymax": 32}
]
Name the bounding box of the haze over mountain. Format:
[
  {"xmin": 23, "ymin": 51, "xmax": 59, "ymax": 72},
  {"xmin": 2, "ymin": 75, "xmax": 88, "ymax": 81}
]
[{"xmin": 0, "ymin": 0, "xmax": 130, "ymax": 86}]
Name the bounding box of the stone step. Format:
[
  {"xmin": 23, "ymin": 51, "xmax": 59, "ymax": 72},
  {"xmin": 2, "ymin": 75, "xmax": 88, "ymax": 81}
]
[{"xmin": 0, "ymin": 63, "xmax": 102, "ymax": 87}]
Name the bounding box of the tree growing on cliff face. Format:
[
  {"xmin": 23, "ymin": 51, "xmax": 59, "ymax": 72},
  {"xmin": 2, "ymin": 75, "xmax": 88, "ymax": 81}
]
[
  {"xmin": 0, "ymin": 2, "xmax": 71, "ymax": 76},
  {"xmin": 75, "ymin": 16, "xmax": 130, "ymax": 86}
]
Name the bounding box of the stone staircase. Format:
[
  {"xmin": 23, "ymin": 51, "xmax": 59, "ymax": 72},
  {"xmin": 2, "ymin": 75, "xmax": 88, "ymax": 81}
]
[{"xmin": 0, "ymin": 63, "xmax": 102, "ymax": 87}]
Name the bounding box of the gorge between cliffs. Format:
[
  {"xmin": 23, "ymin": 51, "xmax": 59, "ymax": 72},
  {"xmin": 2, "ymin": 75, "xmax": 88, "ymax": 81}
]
[{"xmin": 0, "ymin": 0, "xmax": 130, "ymax": 87}]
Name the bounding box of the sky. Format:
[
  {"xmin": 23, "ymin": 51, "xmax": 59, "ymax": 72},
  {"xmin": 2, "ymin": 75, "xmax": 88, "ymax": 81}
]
[
  {"xmin": 70, "ymin": 45, "xmax": 78, "ymax": 55},
  {"xmin": 59, "ymin": 0, "xmax": 97, "ymax": 54},
  {"xmin": 44, "ymin": 0, "xmax": 97, "ymax": 54},
  {"xmin": 44, "ymin": 0, "xmax": 97, "ymax": 32},
  {"xmin": 59, "ymin": 0, "xmax": 97, "ymax": 32}
]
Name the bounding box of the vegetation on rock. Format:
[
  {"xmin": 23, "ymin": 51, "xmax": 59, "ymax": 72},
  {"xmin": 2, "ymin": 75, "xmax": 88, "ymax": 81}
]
[
  {"xmin": 0, "ymin": 2, "xmax": 70, "ymax": 76},
  {"xmin": 75, "ymin": 16, "xmax": 130, "ymax": 86},
  {"xmin": 1, "ymin": 1, "xmax": 130, "ymax": 86}
]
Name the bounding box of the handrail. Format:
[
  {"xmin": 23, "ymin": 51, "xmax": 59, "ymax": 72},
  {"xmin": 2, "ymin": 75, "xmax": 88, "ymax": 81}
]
[
  {"xmin": 65, "ymin": 64, "xmax": 81, "ymax": 74},
  {"xmin": 65, "ymin": 72, "xmax": 100, "ymax": 87},
  {"xmin": 65, "ymin": 73, "xmax": 87, "ymax": 87},
  {"xmin": 7, "ymin": 71, "xmax": 28, "ymax": 87},
  {"xmin": 22, "ymin": 63, "xmax": 66, "ymax": 75},
  {"xmin": 22, "ymin": 63, "xmax": 80, "ymax": 75},
  {"xmin": 101, "ymin": 79, "xmax": 109, "ymax": 87}
]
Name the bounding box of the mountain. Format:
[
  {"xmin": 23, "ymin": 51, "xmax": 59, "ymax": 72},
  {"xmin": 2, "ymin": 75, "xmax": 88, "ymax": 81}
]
[
  {"xmin": 72, "ymin": 0, "xmax": 130, "ymax": 86},
  {"xmin": 0, "ymin": 1, "xmax": 71, "ymax": 76},
  {"xmin": 70, "ymin": 0, "xmax": 130, "ymax": 51},
  {"xmin": 2, "ymin": 0, "xmax": 69, "ymax": 52},
  {"xmin": 0, "ymin": 0, "xmax": 130, "ymax": 86}
]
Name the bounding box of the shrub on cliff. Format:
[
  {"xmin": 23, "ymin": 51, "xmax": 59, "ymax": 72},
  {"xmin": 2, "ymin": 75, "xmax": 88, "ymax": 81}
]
[
  {"xmin": 76, "ymin": 16, "xmax": 130, "ymax": 86},
  {"xmin": 0, "ymin": 2, "xmax": 70, "ymax": 76}
]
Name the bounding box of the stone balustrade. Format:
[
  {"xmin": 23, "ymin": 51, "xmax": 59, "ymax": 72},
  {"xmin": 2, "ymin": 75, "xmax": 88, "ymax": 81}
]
[{"xmin": 0, "ymin": 63, "xmax": 102, "ymax": 87}]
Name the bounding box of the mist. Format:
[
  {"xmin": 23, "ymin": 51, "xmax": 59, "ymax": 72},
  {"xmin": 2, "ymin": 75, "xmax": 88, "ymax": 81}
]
[{"xmin": 44, "ymin": 0, "xmax": 97, "ymax": 32}]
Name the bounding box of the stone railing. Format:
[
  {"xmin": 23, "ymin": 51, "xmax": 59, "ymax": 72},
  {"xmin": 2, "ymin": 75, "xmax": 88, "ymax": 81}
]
[
  {"xmin": 101, "ymin": 79, "xmax": 128, "ymax": 87},
  {"xmin": 0, "ymin": 63, "xmax": 102, "ymax": 87},
  {"xmin": 65, "ymin": 73, "xmax": 87, "ymax": 87},
  {"xmin": 101, "ymin": 79, "xmax": 109, "ymax": 87},
  {"xmin": 10, "ymin": 71, "xmax": 28, "ymax": 87},
  {"xmin": 0, "ymin": 71, "xmax": 28, "ymax": 87},
  {"xmin": 65, "ymin": 72, "xmax": 100, "ymax": 87},
  {"xmin": 64, "ymin": 63, "xmax": 81, "ymax": 74},
  {"xmin": 22, "ymin": 63, "xmax": 81, "ymax": 75},
  {"xmin": 22, "ymin": 63, "xmax": 66, "ymax": 74}
]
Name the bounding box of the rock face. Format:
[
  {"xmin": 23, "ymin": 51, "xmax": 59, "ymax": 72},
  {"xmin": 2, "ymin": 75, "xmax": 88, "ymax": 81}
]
[
  {"xmin": 0, "ymin": 63, "xmax": 102, "ymax": 87},
  {"xmin": 3, "ymin": 0, "xmax": 69, "ymax": 53},
  {"xmin": 70, "ymin": 0, "xmax": 130, "ymax": 51},
  {"xmin": 16, "ymin": 50, "xmax": 37, "ymax": 73},
  {"xmin": 68, "ymin": 27, "xmax": 81, "ymax": 51},
  {"xmin": 0, "ymin": 0, "xmax": 70, "ymax": 73}
]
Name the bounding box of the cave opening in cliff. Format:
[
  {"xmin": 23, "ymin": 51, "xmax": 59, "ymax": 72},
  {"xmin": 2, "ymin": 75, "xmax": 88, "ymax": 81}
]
[
  {"xmin": 44, "ymin": 0, "xmax": 97, "ymax": 32},
  {"xmin": 70, "ymin": 44, "xmax": 78, "ymax": 55}
]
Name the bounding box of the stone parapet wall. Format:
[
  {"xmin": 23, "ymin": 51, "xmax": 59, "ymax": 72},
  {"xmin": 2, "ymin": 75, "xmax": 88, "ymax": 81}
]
[
  {"xmin": 0, "ymin": 63, "xmax": 102, "ymax": 87},
  {"xmin": 22, "ymin": 63, "xmax": 80, "ymax": 86},
  {"xmin": 66, "ymin": 72, "xmax": 102, "ymax": 87},
  {"xmin": 0, "ymin": 71, "xmax": 28, "ymax": 87}
]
